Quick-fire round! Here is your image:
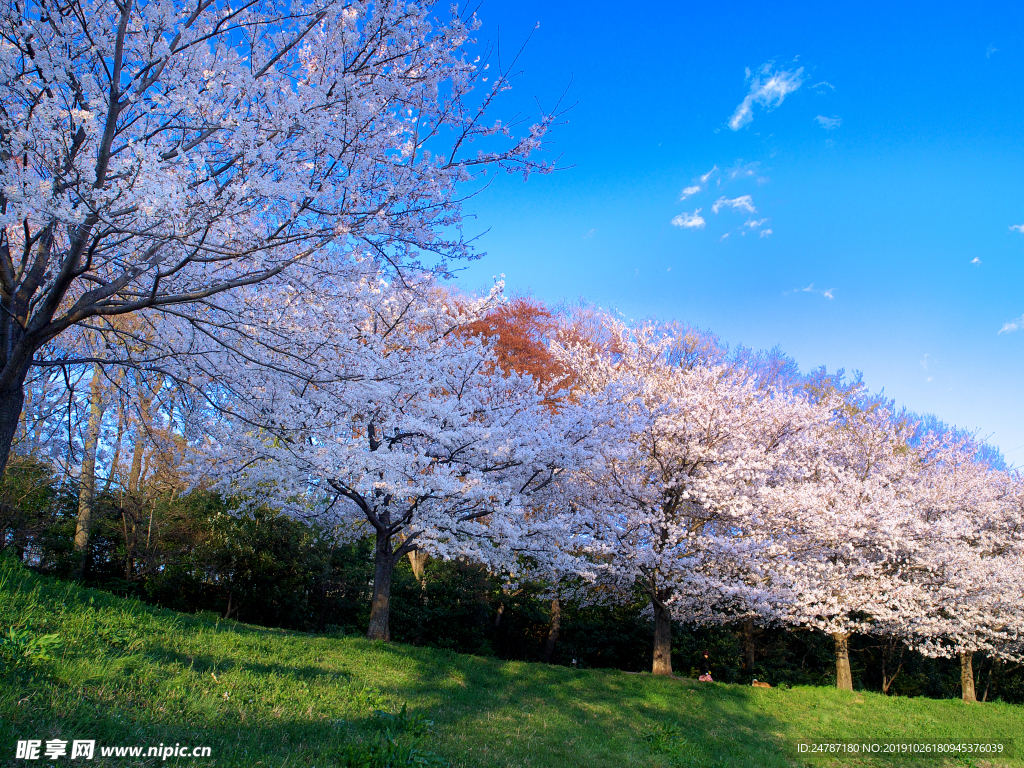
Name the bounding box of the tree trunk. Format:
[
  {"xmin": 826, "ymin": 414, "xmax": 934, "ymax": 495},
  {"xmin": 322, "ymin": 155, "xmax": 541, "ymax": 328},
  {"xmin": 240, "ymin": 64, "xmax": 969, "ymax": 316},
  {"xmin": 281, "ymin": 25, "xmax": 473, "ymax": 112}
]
[
  {"xmin": 743, "ymin": 618, "xmax": 756, "ymax": 673},
  {"xmin": 367, "ymin": 528, "xmax": 395, "ymax": 641},
  {"xmin": 982, "ymin": 658, "xmax": 995, "ymax": 702},
  {"xmin": 127, "ymin": 383, "xmax": 156, "ymax": 495},
  {"xmin": 652, "ymin": 594, "xmax": 673, "ymax": 676},
  {"xmin": 543, "ymin": 597, "xmax": 561, "ymax": 663},
  {"xmin": 0, "ymin": 363, "xmax": 31, "ymax": 479},
  {"xmin": 30, "ymin": 379, "xmax": 46, "ymax": 449},
  {"xmin": 127, "ymin": 435, "xmax": 145, "ymax": 494},
  {"xmin": 17, "ymin": 380, "xmax": 31, "ymax": 448},
  {"xmin": 73, "ymin": 365, "xmax": 105, "ymax": 578},
  {"xmin": 407, "ymin": 549, "xmax": 428, "ymax": 583},
  {"xmin": 961, "ymin": 652, "xmax": 977, "ymax": 703},
  {"xmin": 833, "ymin": 632, "xmax": 853, "ymax": 691},
  {"xmin": 122, "ymin": 508, "xmax": 136, "ymax": 581},
  {"xmin": 102, "ymin": 398, "xmax": 126, "ymax": 496},
  {"xmin": 881, "ymin": 637, "xmax": 905, "ymax": 695},
  {"xmin": 126, "ymin": 374, "xmax": 162, "ymax": 495}
]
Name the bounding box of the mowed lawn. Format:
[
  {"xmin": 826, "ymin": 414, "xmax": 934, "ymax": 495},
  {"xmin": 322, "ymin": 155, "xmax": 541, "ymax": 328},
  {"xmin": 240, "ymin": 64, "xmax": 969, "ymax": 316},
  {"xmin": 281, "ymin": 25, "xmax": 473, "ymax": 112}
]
[{"xmin": 1, "ymin": 558, "xmax": 1021, "ymax": 768}]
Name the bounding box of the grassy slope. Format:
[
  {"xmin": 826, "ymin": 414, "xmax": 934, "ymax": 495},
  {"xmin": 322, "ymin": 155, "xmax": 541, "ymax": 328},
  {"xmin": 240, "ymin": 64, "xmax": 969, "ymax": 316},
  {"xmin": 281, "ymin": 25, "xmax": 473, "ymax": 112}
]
[{"xmin": 1, "ymin": 559, "xmax": 1022, "ymax": 768}]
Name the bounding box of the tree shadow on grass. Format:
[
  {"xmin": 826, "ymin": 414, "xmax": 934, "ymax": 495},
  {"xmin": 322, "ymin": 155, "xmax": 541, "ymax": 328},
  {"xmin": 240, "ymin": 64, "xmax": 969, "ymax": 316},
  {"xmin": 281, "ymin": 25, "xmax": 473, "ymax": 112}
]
[
  {"xmin": 353, "ymin": 641, "xmax": 793, "ymax": 767},
  {"xmin": 351, "ymin": 642, "xmax": 1019, "ymax": 768},
  {"xmin": 140, "ymin": 644, "xmax": 351, "ymax": 685}
]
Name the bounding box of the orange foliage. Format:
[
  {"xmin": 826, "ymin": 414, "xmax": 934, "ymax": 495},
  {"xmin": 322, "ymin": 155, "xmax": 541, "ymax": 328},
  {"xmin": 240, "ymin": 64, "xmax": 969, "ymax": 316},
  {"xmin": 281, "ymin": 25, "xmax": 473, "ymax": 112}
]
[{"xmin": 463, "ymin": 297, "xmax": 569, "ymax": 390}]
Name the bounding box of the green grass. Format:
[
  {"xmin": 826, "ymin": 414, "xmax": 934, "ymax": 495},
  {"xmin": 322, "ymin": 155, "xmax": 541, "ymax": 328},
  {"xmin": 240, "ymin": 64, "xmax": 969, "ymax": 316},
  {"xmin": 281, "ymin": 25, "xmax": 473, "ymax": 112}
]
[{"xmin": 1, "ymin": 558, "xmax": 1021, "ymax": 768}]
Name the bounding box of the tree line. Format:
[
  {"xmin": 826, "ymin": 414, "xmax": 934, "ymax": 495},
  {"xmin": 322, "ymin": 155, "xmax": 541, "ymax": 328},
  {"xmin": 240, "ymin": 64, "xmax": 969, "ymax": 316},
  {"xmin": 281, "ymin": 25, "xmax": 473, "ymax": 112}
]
[
  {"xmin": 3, "ymin": 287, "xmax": 1023, "ymax": 705},
  {"xmin": 4, "ymin": 453, "xmax": 1023, "ymax": 704}
]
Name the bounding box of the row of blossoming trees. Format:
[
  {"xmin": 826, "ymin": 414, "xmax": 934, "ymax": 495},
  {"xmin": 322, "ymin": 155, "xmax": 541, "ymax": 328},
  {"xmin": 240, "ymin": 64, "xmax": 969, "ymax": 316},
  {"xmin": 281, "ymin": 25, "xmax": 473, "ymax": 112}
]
[
  {"xmin": 127, "ymin": 269, "xmax": 1019, "ymax": 703},
  {"xmin": 557, "ymin": 318, "xmax": 1022, "ymax": 700}
]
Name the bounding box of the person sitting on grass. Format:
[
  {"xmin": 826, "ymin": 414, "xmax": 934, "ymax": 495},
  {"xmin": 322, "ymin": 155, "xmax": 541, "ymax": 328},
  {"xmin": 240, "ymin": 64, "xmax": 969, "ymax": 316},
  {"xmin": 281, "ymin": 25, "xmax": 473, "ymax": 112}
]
[{"xmin": 698, "ymin": 651, "xmax": 712, "ymax": 682}]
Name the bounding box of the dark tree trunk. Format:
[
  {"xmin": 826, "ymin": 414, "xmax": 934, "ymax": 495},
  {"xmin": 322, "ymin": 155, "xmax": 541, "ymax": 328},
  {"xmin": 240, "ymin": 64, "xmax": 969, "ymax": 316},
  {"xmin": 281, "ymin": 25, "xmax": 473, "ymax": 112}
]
[
  {"xmin": 880, "ymin": 636, "xmax": 906, "ymax": 695},
  {"xmin": 543, "ymin": 597, "xmax": 561, "ymax": 663},
  {"xmin": 982, "ymin": 658, "xmax": 995, "ymax": 702},
  {"xmin": 961, "ymin": 652, "xmax": 977, "ymax": 703},
  {"xmin": 834, "ymin": 632, "xmax": 853, "ymax": 691},
  {"xmin": 0, "ymin": 363, "xmax": 30, "ymax": 479},
  {"xmin": 652, "ymin": 592, "xmax": 673, "ymax": 676},
  {"xmin": 743, "ymin": 618, "xmax": 756, "ymax": 673},
  {"xmin": 121, "ymin": 508, "xmax": 136, "ymax": 580},
  {"xmin": 367, "ymin": 528, "xmax": 396, "ymax": 641}
]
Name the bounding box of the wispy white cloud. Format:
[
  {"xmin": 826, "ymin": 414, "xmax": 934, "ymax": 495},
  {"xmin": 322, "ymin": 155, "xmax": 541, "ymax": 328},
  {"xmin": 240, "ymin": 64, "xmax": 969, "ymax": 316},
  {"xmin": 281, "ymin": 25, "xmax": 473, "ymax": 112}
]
[
  {"xmin": 987, "ymin": 43, "xmax": 999, "ymax": 58},
  {"xmin": 679, "ymin": 165, "xmax": 720, "ymax": 199},
  {"xmin": 728, "ymin": 62, "xmax": 805, "ymax": 131},
  {"xmin": 812, "ymin": 81, "xmax": 835, "ymax": 92},
  {"xmin": 725, "ymin": 160, "xmax": 762, "ymax": 181},
  {"xmin": 713, "ymin": 195, "xmax": 756, "ymax": 214},
  {"xmin": 676, "ymin": 166, "xmax": 773, "ymax": 238},
  {"xmin": 1000, "ymin": 314, "xmax": 1024, "ymax": 334},
  {"xmin": 815, "ymin": 115, "xmax": 842, "ymax": 130},
  {"xmin": 1010, "ymin": 224, "xmax": 1024, "ymax": 233},
  {"xmin": 785, "ymin": 282, "xmax": 832, "ymax": 298},
  {"xmin": 671, "ymin": 209, "xmax": 705, "ymax": 230},
  {"xmin": 920, "ymin": 353, "xmax": 930, "ymax": 370},
  {"xmin": 679, "ymin": 166, "xmax": 719, "ymax": 200},
  {"xmin": 971, "ymin": 257, "xmax": 981, "ymax": 265}
]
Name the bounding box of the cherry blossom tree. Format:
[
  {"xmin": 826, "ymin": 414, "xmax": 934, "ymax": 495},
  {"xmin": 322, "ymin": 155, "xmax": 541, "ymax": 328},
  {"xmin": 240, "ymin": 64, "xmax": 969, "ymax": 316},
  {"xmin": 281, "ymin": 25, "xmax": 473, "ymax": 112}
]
[
  {"xmin": 761, "ymin": 403, "xmax": 934, "ymax": 691},
  {"xmin": 183, "ymin": 271, "xmax": 586, "ymax": 641},
  {"xmin": 901, "ymin": 443, "xmax": 1024, "ymax": 701},
  {"xmin": 556, "ymin": 319, "xmax": 828, "ymax": 676},
  {"xmin": 758, "ymin": 402, "xmax": 1019, "ymax": 694},
  {"xmin": 0, "ymin": 0, "xmax": 556, "ymax": 475}
]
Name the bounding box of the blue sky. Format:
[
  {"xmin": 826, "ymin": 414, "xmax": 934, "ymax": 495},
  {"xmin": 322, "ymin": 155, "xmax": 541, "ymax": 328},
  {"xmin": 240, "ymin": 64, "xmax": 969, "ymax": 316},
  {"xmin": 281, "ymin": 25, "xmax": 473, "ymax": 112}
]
[{"xmin": 449, "ymin": 0, "xmax": 1024, "ymax": 464}]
